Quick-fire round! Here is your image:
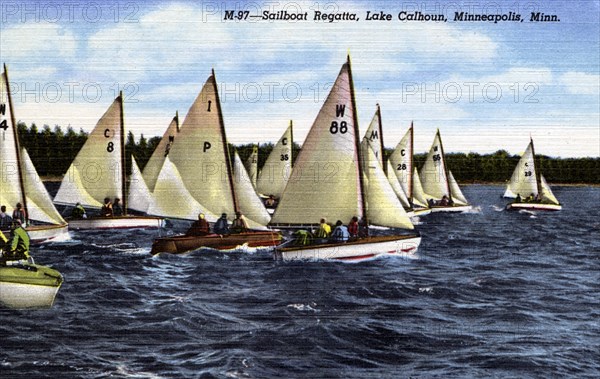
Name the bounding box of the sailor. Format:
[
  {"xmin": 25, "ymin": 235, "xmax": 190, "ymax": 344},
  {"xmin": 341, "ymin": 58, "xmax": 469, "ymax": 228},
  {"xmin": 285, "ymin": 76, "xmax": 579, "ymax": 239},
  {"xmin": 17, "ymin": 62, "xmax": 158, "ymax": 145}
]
[
  {"xmin": 314, "ymin": 218, "xmax": 331, "ymax": 239},
  {"xmin": 12, "ymin": 202, "xmax": 27, "ymax": 226},
  {"xmin": 101, "ymin": 197, "xmax": 113, "ymax": 217},
  {"xmin": 526, "ymin": 193, "xmax": 535, "ymax": 202},
  {"xmin": 330, "ymin": 220, "xmax": 349, "ymax": 243},
  {"xmin": 0, "ymin": 205, "xmax": 12, "ymax": 229},
  {"xmin": 4, "ymin": 220, "xmax": 31, "ymax": 262},
  {"xmin": 358, "ymin": 218, "xmax": 369, "ymax": 238},
  {"xmin": 71, "ymin": 202, "xmax": 87, "ymax": 219},
  {"xmin": 515, "ymin": 194, "xmax": 522, "ymax": 203},
  {"xmin": 112, "ymin": 198, "xmax": 123, "ymax": 216},
  {"xmin": 214, "ymin": 213, "xmax": 230, "ymax": 235},
  {"xmin": 347, "ymin": 216, "xmax": 359, "ymax": 238},
  {"xmin": 186, "ymin": 213, "xmax": 210, "ymax": 236},
  {"xmin": 265, "ymin": 195, "xmax": 276, "ymax": 208},
  {"xmin": 231, "ymin": 212, "xmax": 249, "ymax": 234}
]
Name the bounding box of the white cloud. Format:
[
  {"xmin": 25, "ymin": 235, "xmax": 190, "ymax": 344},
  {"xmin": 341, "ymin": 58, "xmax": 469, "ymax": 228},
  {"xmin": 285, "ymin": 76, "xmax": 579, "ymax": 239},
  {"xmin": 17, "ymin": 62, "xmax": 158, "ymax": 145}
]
[
  {"xmin": 0, "ymin": 23, "xmax": 77, "ymax": 59},
  {"xmin": 559, "ymin": 71, "xmax": 600, "ymax": 95}
]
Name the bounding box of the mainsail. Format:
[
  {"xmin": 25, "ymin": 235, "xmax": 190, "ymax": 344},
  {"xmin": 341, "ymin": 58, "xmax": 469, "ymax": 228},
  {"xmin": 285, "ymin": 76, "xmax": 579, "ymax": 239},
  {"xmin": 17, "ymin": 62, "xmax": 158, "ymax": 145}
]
[
  {"xmin": 127, "ymin": 156, "xmax": 152, "ymax": 213},
  {"xmin": 362, "ymin": 105, "xmax": 384, "ymax": 167},
  {"xmin": 420, "ymin": 129, "xmax": 450, "ymax": 201},
  {"xmin": 1, "ymin": 65, "xmax": 66, "ymax": 227},
  {"xmin": 143, "ymin": 113, "xmax": 179, "ymax": 192},
  {"xmin": 54, "ymin": 96, "xmax": 124, "ymax": 208},
  {"xmin": 389, "ymin": 124, "xmax": 414, "ymax": 201},
  {"xmin": 245, "ymin": 145, "xmax": 258, "ymax": 188},
  {"xmin": 256, "ymin": 121, "xmax": 293, "ymax": 198},
  {"xmin": 165, "ymin": 71, "xmax": 269, "ymax": 226},
  {"xmin": 504, "ymin": 140, "xmax": 538, "ymax": 198}
]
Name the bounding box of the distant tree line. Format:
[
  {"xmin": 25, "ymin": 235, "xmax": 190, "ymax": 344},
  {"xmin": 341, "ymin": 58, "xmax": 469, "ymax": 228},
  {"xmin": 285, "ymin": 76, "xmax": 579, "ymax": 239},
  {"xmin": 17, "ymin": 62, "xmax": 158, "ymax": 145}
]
[{"xmin": 16, "ymin": 122, "xmax": 600, "ymax": 184}]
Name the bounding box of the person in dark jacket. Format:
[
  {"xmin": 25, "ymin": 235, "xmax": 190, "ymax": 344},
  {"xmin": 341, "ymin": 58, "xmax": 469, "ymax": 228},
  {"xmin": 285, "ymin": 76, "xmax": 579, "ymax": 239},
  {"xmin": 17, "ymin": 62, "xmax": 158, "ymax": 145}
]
[
  {"xmin": 213, "ymin": 213, "xmax": 229, "ymax": 235},
  {"xmin": 186, "ymin": 213, "xmax": 210, "ymax": 236}
]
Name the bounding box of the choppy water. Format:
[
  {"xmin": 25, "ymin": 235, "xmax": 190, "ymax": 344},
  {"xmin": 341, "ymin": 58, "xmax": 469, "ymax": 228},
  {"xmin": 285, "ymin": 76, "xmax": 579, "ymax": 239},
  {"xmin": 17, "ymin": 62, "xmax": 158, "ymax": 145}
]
[{"xmin": 1, "ymin": 185, "xmax": 599, "ymax": 378}]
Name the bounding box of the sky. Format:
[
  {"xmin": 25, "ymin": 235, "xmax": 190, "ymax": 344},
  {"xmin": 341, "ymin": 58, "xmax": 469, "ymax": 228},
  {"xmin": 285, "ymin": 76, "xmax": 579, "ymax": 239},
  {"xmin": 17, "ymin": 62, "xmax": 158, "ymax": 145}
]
[{"xmin": 1, "ymin": 0, "xmax": 598, "ymax": 158}]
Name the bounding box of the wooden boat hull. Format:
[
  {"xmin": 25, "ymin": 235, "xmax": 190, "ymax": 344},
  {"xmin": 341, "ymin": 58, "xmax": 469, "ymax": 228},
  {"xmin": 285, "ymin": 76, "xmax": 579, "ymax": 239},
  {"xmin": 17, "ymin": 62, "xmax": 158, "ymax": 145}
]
[
  {"xmin": 506, "ymin": 202, "xmax": 562, "ymax": 211},
  {"xmin": 0, "ymin": 263, "xmax": 63, "ymax": 309},
  {"xmin": 151, "ymin": 230, "xmax": 282, "ymax": 255},
  {"xmin": 429, "ymin": 205, "xmax": 473, "ymax": 213},
  {"xmin": 275, "ymin": 234, "xmax": 421, "ymax": 262},
  {"xmin": 68, "ymin": 216, "xmax": 164, "ymax": 230}
]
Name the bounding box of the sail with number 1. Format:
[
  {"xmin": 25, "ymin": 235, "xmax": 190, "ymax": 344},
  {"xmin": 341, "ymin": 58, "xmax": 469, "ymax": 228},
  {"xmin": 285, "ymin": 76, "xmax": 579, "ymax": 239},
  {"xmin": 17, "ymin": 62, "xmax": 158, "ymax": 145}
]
[
  {"xmin": 53, "ymin": 93, "xmax": 163, "ymax": 229},
  {"xmin": 0, "ymin": 64, "xmax": 69, "ymax": 242},
  {"xmin": 504, "ymin": 138, "xmax": 561, "ymax": 211},
  {"xmin": 272, "ymin": 56, "xmax": 421, "ymax": 261}
]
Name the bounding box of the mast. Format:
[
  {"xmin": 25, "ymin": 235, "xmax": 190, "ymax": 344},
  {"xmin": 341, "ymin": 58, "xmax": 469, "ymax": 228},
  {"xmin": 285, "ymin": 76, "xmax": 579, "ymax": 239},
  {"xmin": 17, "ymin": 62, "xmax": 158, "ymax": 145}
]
[
  {"xmin": 3, "ymin": 64, "xmax": 29, "ymax": 218},
  {"xmin": 174, "ymin": 110, "xmax": 179, "ymax": 131},
  {"xmin": 409, "ymin": 121, "xmax": 414, "ymax": 202},
  {"xmin": 376, "ymin": 103, "xmax": 385, "ymax": 174},
  {"xmin": 529, "ymin": 137, "xmax": 541, "ymax": 195},
  {"xmin": 436, "ymin": 129, "xmax": 452, "ymax": 201},
  {"xmin": 212, "ymin": 69, "xmax": 239, "ymax": 214},
  {"xmin": 346, "ymin": 55, "xmax": 368, "ymax": 224},
  {"xmin": 289, "ymin": 119, "xmax": 294, "ymax": 167},
  {"xmin": 118, "ymin": 91, "xmax": 127, "ymax": 215}
]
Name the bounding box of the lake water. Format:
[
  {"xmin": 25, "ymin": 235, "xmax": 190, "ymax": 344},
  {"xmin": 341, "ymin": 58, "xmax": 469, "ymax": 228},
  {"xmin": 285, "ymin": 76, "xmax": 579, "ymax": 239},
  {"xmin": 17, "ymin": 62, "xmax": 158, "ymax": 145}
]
[{"xmin": 1, "ymin": 185, "xmax": 599, "ymax": 378}]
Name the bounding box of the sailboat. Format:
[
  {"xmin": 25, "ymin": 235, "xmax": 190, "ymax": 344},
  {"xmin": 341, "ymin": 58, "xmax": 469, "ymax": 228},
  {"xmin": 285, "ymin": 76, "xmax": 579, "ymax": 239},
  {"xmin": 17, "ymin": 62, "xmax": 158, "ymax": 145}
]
[
  {"xmin": 53, "ymin": 92, "xmax": 163, "ymax": 229},
  {"xmin": 0, "ymin": 64, "xmax": 69, "ymax": 242},
  {"xmin": 388, "ymin": 123, "xmax": 432, "ymax": 216},
  {"xmin": 0, "ymin": 259, "xmax": 63, "ymax": 309},
  {"xmin": 271, "ymin": 56, "xmax": 421, "ymax": 261},
  {"xmin": 504, "ymin": 138, "xmax": 561, "ymax": 211},
  {"xmin": 150, "ymin": 70, "xmax": 281, "ymax": 255},
  {"xmin": 256, "ymin": 121, "xmax": 294, "ymax": 201},
  {"xmin": 419, "ymin": 129, "xmax": 472, "ymax": 212}
]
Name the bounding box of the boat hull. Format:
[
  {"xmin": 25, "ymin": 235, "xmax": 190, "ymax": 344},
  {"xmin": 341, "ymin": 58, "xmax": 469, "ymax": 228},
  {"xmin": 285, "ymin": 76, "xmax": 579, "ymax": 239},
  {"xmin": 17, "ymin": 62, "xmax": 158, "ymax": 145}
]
[
  {"xmin": 506, "ymin": 202, "xmax": 562, "ymax": 211},
  {"xmin": 68, "ymin": 216, "xmax": 164, "ymax": 230},
  {"xmin": 429, "ymin": 205, "xmax": 473, "ymax": 213},
  {"xmin": 151, "ymin": 230, "xmax": 282, "ymax": 255},
  {"xmin": 275, "ymin": 234, "xmax": 421, "ymax": 262},
  {"xmin": 26, "ymin": 223, "xmax": 70, "ymax": 243},
  {"xmin": 0, "ymin": 263, "xmax": 63, "ymax": 309}
]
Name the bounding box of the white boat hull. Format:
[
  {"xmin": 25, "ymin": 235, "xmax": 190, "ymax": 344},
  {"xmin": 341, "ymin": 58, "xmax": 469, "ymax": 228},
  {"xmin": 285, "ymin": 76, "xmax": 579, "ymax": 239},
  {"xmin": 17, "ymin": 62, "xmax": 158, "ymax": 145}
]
[
  {"xmin": 25, "ymin": 223, "xmax": 70, "ymax": 243},
  {"xmin": 0, "ymin": 281, "xmax": 61, "ymax": 309},
  {"xmin": 429, "ymin": 205, "xmax": 473, "ymax": 213},
  {"xmin": 506, "ymin": 202, "xmax": 562, "ymax": 211},
  {"xmin": 68, "ymin": 216, "xmax": 164, "ymax": 230},
  {"xmin": 275, "ymin": 235, "xmax": 421, "ymax": 262}
]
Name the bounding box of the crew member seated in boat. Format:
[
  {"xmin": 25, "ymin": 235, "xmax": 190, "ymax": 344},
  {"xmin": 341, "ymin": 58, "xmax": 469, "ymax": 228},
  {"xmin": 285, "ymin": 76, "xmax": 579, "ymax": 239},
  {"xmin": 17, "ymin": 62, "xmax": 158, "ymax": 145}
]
[
  {"xmin": 71, "ymin": 202, "xmax": 87, "ymax": 219},
  {"xmin": 265, "ymin": 195, "xmax": 276, "ymax": 208},
  {"xmin": 1, "ymin": 220, "xmax": 31, "ymax": 263},
  {"xmin": 186, "ymin": 213, "xmax": 210, "ymax": 236},
  {"xmin": 515, "ymin": 194, "xmax": 522, "ymax": 203},
  {"xmin": 330, "ymin": 220, "xmax": 350, "ymax": 243},
  {"xmin": 293, "ymin": 230, "xmax": 313, "ymax": 246},
  {"xmin": 214, "ymin": 213, "xmax": 230, "ymax": 235},
  {"xmin": 231, "ymin": 212, "xmax": 249, "ymax": 234},
  {"xmin": 101, "ymin": 197, "xmax": 113, "ymax": 217},
  {"xmin": 0, "ymin": 205, "xmax": 12, "ymax": 229},
  {"xmin": 348, "ymin": 216, "xmax": 359, "ymax": 239},
  {"xmin": 112, "ymin": 198, "xmax": 123, "ymax": 216},
  {"xmin": 358, "ymin": 218, "xmax": 369, "ymax": 238},
  {"xmin": 439, "ymin": 195, "xmax": 450, "ymax": 206},
  {"xmin": 12, "ymin": 202, "xmax": 27, "ymax": 226},
  {"xmin": 314, "ymin": 218, "xmax": 331, "ymax": 239},
  {"xmin": 525, "ymin": 193, "xmax": 535, "ymax": 203}
]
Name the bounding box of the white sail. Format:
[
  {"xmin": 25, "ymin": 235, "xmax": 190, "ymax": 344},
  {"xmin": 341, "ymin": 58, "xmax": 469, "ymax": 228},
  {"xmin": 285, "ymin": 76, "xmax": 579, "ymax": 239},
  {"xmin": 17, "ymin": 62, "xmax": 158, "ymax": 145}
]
[
  {"xmin": 271, "ymin": 62, "xmax": 363, "ymax": 225},
  {"xmin": 167, "ymin": 74, "xmax": 235, "ymax": 218},
  {"xmin": 412, "ymin": 168, "xmax": 430, "ymax": 208},
  {"xmin": 504, "ymin": 141, "xmax": 538, "ymax": 198},
  {"xmin": 143, "ymin": 114, "xmax": 179, "ymax": 192},
  {"xmin": 146, "ymin": 156, "xmax": 218, "ymax": 221},
  {"xmin": 420, "ymin": 130, "xmax": 450, "ymax": 201},
  {"xmin": 127, "ymin": 156, "xmax": 151, "ymax": 213},
  {"xmin": 386, "ymin": 161, "xmax": 410, "ymax": 208},
  {"xmin": 364, "ymin": 145, "xmax": 413, "ymax": 229},
  {"xmin": 362, "ymin": 107, "xmax": 384, "ymax": 167},
  {"xmin": 389, "ymin": 125, "xmax": 413, "ymax": 200},
  {"xmin": 256, "ymin": 121, "xmax": 293, "ymax": 198},
  {"xmin": 540, "ymin": 174, "xmax": 560, "ymax": 205},
  {"xmin": 245, "ymin": 145, "xmax": 258, "ymax": 188},
  {"xmin": 232, "ymin": 151, "xmax": 270, "ymax": 229},
  {"xmin": 448, "ymin": 170, "xmax": 469, "ymax": 206},
  {"xmin": 54, "ymin": 97, "xmax": 123, "ymax": 207}
]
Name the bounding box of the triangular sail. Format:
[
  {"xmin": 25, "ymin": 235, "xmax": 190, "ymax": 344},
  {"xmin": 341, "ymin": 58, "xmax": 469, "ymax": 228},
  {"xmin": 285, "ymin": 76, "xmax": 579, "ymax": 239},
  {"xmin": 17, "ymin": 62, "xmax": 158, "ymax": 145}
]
[
  {"xmin": 256, "ymin": 121, "xmax": 293, "ymax": 198},
  {"xmin": 420, "ymin": 130, "xmax": 450, "ymax": 201},
  {"xmin": 143, "ymin": 114, "xmax": 179, "ymax": 192},
  {"xmin": 167, "ymin": 74, "xmax": 236, "ymax": 218},
  {"xmin": 448, "ymin": 170, "xmax": 468, "ymax": 206},
  {"xmin": 271, "ymin": 61, "xmax": 363, "ymax": 225},
  {"xmin": 128, "ymin": 156, "xmax": 151, "ymax": 213},
  {"xmin": 412, "ymin": 168, "xmax": 430, "ymax": 208},
  {"xmin": 504, "ymin": 141, "xmax": 537, "ymax": 198},
  {"xmin": 146, "ymin": 156, "xmax": 218, "ymax": 221},
  {"xmin": 540, "ymin": 174, "xmax": 559, "ymax": 205},
  {"xmin": 386, "ymin": 161, "xmax": 410, "ymax": 208},
  {"xmin": 245, "ymin": 145, "xmax": 258, "ymax": 188},
  {"xmin": 389, "ymin": 125, "xmax": 413, "ymax": 200},
  {"xmin": 362, "ymin": 107, "xmax": 384, "ymax": 167},
  {"xmin": 232, "ymin": 151, "xmax": 270, "ymax": 229},
  {"xmin": 364, "ymin": 144, "xmax": 413, "ymax": 229},
  {"xmin": 54, "ymin": 97, "xmax": 123, "ymax": 208}
]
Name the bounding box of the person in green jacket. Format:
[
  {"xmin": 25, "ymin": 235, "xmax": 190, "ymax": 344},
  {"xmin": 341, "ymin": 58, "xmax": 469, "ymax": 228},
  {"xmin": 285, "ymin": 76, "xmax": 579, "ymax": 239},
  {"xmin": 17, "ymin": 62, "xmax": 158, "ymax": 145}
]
[
  {"xmin": 9, "ymin": 220, "xmax": 30, "ymax": 261},
  {"xmin": 71, "ymin": 202, "xmax": 87, "ymax": 219}
]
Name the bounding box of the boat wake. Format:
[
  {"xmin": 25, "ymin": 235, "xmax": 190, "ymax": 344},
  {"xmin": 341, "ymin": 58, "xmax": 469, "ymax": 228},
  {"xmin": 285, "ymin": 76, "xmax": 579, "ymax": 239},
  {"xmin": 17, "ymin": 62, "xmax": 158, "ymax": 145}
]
[
  {"xmin": 491, "ymin": 205, "xmax": 505, "ymax": 212},
  {"xmin": 463, "ymin": 206, "xmax": 482, "ymax": 214}
]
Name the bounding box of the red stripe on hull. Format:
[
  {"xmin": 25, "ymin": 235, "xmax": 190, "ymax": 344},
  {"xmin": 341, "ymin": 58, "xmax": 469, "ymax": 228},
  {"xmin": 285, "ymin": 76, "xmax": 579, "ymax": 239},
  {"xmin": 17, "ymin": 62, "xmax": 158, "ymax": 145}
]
[{"xmin": 334, "ymin": 253, "xmax": 377, "ymax": 261}]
